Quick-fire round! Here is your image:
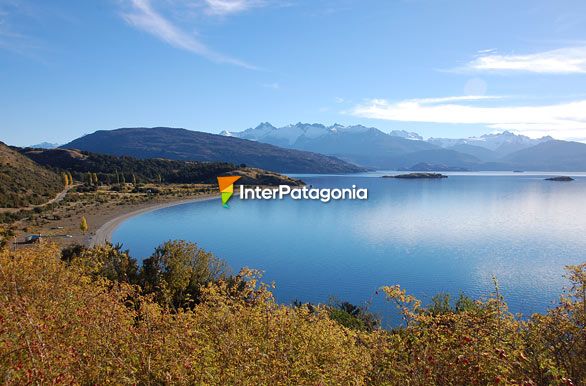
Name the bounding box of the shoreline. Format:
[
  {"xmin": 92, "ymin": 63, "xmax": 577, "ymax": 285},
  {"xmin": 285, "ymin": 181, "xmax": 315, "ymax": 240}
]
[{"xmin": 89, "ymin": 195, "xmax": 218, "ymax": 247}]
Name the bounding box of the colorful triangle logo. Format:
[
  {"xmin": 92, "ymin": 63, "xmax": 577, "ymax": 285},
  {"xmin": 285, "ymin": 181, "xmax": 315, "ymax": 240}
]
[{"xmin": 217, "ymin": 176, "xmax": 241, "ymax": 208}]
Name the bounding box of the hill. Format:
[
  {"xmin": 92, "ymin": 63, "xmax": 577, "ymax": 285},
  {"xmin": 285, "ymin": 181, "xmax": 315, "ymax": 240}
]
[
  {"xmin": 447, "ymin": 144, "xmax": 499, "ymax": 162},
  {"xmin": 61, "ymin": 127, "xmax": 365, "ymax": 174},
  {"xmin": 387, "ymin": 149, "xmax": 481, "ymax": 169},
  {"xmin": 504, "ymin": 140, "xmax": 586, "ymax": 171},
  {"xmin": 19, "ymin": 147, "xmax": 302, "ymax": 186},
  {"xmin": 0, "ymin": 142, "xmax": 63, "ymax": 208}
]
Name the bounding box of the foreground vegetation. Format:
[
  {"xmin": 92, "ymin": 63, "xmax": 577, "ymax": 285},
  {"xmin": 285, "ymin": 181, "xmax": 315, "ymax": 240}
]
[{"xmin": 0, "ymin": 242, "xmax": 584, "ymax": 385}]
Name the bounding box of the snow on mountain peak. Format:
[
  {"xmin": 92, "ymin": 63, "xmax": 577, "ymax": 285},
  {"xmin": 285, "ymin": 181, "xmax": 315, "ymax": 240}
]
[{"xmin": 388, "ymin": 130, "xmax": 424, "ymax": 141}]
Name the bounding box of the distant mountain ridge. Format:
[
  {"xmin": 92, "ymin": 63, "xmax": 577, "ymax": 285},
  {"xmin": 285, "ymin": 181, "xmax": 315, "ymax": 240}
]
[
  {"xmin": 61, "ymin": 127, "xmax": 364, "ymax": 174},
  {"xmin": 222, "ymin": 122, "xmax": 440, "ymax": 169},
  {"xmin": 221, "ymin": 122, "xmax": 424, "ymax": 147},
  {"xmin": 29, "ymin": 142, "xmax": 61, "ymax": 149},
  {"xmin": 428, "ymin": 131, "xmax": 554, "ymax": 158},
  {"xmin": 47, "ymin": 124, "xmax": 586, "ymax": 172},
  {"xmin": 222, "ymin": 123, "xmax": 586, "ymax": 171},
  {"xmin": 503, "ymin": 140, "xmax": 586, "ymax": 171}
]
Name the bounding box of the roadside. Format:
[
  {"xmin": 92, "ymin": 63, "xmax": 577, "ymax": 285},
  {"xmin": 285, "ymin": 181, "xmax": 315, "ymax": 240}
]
[
  {"xmin": 0, "ymin": 184, "xmax": 77, "ymax": 214},
  {"xmin": 7, "ymin": 184, "xmax": 218, "ymax": 249}
]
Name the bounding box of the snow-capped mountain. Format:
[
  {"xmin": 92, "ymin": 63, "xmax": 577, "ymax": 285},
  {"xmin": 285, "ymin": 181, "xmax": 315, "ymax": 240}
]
[
  {"xmin": 220, "ymin": 123, "xmax": 582, "ymax": 170},
  {"xmin": 28, "ymin": 142, "xmax": 61, "ymax": 149},
  {"xmin": 389, "ymin": 130, "xmax": 423, "ymax": 141},
  {"xmin": 221, "ymin": 123, "xmax": 440, "ymax": 168},
  {"xmin": 428, "ymin": 131, "xmax": 553, "ymax": 155},
  {"xmin": 221, "ymin": 122, "xmax": 379, "ymax": 147},
  {"xmin": 221, "ymin": 123, "xmax": 423, "ymax": 146}
]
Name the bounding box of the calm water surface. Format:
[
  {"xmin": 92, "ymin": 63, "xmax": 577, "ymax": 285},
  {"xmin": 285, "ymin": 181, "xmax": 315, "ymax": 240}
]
[{"xmin": 113, "ymin": 172, "xmax": 586, "ymax": 324}]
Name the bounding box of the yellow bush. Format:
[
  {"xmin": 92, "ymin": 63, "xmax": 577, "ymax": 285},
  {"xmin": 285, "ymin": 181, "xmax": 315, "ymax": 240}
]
[
  {"xmin": 0, "ymin": 244, "xmax": 584, "ymax": 385},
  {"xmin": 0, "ymin": 245, "xmax": 372, "ymax": 385}
]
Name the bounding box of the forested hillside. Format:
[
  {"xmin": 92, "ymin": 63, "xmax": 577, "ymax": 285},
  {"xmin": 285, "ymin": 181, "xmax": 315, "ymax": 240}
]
[{"xmin": 19, "ymin": 147, "xmax": 302, "ymax": 186}]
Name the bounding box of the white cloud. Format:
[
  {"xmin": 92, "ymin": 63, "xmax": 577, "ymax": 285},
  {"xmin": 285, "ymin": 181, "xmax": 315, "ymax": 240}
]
[
  {"xmin": 349, "ymin": 96, "xmax": 586, "ymax": 141},
  {"xmin": 464, "ymin": 46, "xmax": 586, "ymax": 74},
  {"xmin": 121, "ymin": 0, "xmax": 258, "ymax": 69},
  {"xmin": 202, "ymin": 0, "xmax": 267, "ymax": 16}
]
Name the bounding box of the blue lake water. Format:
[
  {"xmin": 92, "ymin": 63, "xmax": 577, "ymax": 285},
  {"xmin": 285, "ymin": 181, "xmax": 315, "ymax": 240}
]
[{"xmin": 113, "ymin": 172, "xmax": 586, "ymax": 324}]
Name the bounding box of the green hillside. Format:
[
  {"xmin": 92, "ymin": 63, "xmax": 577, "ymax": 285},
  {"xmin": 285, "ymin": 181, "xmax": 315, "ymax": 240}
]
[{"xmin": 19, "ymin": 147, "xmax": 302, "ymax": 186}]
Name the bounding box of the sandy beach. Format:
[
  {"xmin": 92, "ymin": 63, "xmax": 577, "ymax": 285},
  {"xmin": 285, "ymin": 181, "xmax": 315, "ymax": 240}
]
[
  {"xmin": 89, "ymin": 195, "xmax": 218, "ymax": 247},
  {"xmin": 8, "ymin": 190, "xmax": 220, "ymax": 249}
]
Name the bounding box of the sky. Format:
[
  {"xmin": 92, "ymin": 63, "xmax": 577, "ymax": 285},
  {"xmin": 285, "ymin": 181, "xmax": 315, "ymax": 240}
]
[{"xmin": 1, "ymin": 0, "xmax": 586, "ymax": 146}]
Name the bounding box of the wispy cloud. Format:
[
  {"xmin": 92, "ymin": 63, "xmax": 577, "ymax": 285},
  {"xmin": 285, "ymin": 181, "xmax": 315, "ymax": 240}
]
[
  {"xmin": 0, "ymin": 0, "xmax": 22, "ymax": 50},
  {"xmin": 121, "ymin": 0, "xmax": 261, "ymax": 69},
  {"xmin": 202, "ymin": 0, "xmax": 268, "ymax": 16},
  {"xmin": 463, "ymin": 46, "xmax": 586, "ymax": 74},
  {"xmin": 349, "ymin": 96, "xmax": 586, "ymax": 141},
  {"xmin": 0, "ymin": 0, "xmax": 43, "ymax": 55}
]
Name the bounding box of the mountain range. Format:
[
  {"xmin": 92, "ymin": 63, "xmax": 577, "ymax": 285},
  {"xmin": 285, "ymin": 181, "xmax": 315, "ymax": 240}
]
[
  {"xmin": 61, "ymin": 127, "xmax": 364, "ymax": 174},
  {"xmin": 29, "ymin": 123, "xmax": 586, "ymax": 172},
  {"xmin": 223, "ymin": 123, "xmax": 586, "ymax": 171}
]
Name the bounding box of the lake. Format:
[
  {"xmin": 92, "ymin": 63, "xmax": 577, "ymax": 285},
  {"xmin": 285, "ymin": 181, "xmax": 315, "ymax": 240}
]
[{"xmin": 113, "ymin": 172, "xmax": 586, "ymax": 325}]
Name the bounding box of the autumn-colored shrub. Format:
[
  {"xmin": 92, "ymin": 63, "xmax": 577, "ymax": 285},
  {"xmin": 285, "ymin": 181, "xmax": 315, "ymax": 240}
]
[{"xmin": 0, "ymin": 243, "xmax": 584, "ymax": 385}]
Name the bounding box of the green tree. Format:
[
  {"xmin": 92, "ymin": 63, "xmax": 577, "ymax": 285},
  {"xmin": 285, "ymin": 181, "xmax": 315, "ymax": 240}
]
[
  {"xmin": 65, "ymin": 243, "xmax": 139, "ymax": 284},
  {"xmin": 428, "ymin": 292, "xmax": 452, "ymax": 315},
  {"xmin": 141, "ymin": 240, "xmax": 230, "ymax": 309},
  {"xmin": 132, "ymin": 174, "xmax": 137, "ymax": 186},
  {"xmin": 80, "ymin": 216, "xmax": 88, "ymax": 234},
  {"xmin": 92, "ymin": 173, "xmax": 99, "ymax": 186},
  {"xmin": 327, "ymin": 300, "xmax": 380, "ymax": 331}
]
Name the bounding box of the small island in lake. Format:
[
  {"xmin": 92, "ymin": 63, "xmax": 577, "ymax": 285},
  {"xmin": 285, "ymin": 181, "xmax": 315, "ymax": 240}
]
[
  {"xmin": 383, "ymin": 173, "xmax": 448, "ymax": 179},
  {"xmin": 545, "ymin": 176, "xmax": 574, "ymax": 181}
]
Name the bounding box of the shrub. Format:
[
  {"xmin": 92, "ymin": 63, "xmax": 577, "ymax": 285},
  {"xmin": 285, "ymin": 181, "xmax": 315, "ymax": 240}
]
[{"xmin": 0, "ymin": 243, "xmax": 584, "ymax": 385}]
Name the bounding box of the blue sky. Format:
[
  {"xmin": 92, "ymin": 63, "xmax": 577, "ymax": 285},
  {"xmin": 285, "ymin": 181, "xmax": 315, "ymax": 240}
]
[{"xmin": 1, "ymin": 0, "xmax": 586, "ymax": 146}]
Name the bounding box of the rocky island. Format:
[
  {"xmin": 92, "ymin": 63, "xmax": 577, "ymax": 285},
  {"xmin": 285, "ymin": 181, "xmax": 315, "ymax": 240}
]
[
  {"xmin": 383, "ymin": 173, "xmax": 448, "ymax": 179},
  {"xmin": 545, "ymin": 176, "xmax": 574, "ymax": 181}
]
